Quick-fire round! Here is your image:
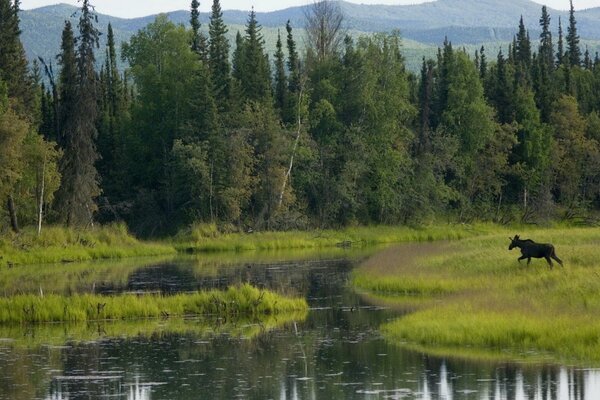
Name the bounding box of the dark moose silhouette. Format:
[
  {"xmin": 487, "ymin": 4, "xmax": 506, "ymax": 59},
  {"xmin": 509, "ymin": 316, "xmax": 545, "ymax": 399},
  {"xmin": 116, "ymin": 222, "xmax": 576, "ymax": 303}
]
[{"xmin": 508, "ymin": 235, "xmax": 563, "ymax": 268}]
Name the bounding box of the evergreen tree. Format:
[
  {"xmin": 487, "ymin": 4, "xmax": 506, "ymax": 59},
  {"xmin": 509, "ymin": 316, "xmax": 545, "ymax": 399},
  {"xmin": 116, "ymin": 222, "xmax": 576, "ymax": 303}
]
[
  {"xmin": 0, "ymin": 0, "xmax": 34, "ymax": 116},
  {"xmin": 539, "ymin": 6, "xmax": 554, "ymax": 71},
  {"xmin": 208, "ymin": 0, "xmax": 230, "ymax": 111},
  {"xmin": 566, "ymin": 0, "xmax": 581, "ymax": 67},
  {"xmin": 417, "ymin": 57, "xmax": 434, "ymax": 154},
  {"xmin": 273, "ymin": 30, "xmax": 288, "ymax": 117},
  {"xmin": 190, "ymin": 0, "xmax": 201, "ymax": 53},
  {"xmin": 516, "ymin": 16, "xmax": 531, "ymax": 69},
  {"xmin": 54, "ymin": 0, "xmax": 101, "ymax": 226},
  {"xmin": 56, "ymin": 21, "xmax": 77, "ymax": 149},
  {"xmin": 479, "ymin": 45, "xmax": 487, "ymax": 80},
  {"xmin": 557, "ymin": 16, "xmax": 565, "ymax": 67},
  {"xmin": 285, "ymin": 20, "xmax": 301, "ymax": 124},
  {"xmin": 490, "ymin": 50, "xmax": 514, "ymax": 124},
  {"xmin": 238, "ymin": 9, "xmax": 271, "ymax": 103}
]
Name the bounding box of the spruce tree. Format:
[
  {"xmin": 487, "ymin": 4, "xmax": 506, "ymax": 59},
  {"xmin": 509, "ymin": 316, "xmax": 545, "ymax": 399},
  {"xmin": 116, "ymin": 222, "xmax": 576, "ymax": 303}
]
[
  {"xmin": 0, "ymin": 0, "xmax": 34, "ymax": 116},
  {"xmin": 208, "ymin": 0, "xmax": 230, "ymax": 110},
  {"xmin": 55, "ymin": 0, "xmax": 101, "ymax": 226},
  {"xmin": 516, "ymin": 16, "xmax": 531, "ymax": 68},
  {"xmin": 539, "ymin": 6, "xmax": 553, "ymax": 71},
  {"xmin": 566, "ymin": 0, "xmax": 581, "ymax": 67},
  {"xmin": 190, "ymin": 0, "xmax": 201, "ymax": 52},
  {"xmin": 273, "ymin": 30, "xmax": 288, "ymax": 117},
  {"xmin": 239, "ymin": 9, "xmax": 271, "ymax": 103},
  {"xmin": 557, "ymin": 17, "xmax": 565, "ymax": 67},
  {"xmin": 479, "ymin": 45, "xmax": 487, "ymax": 80},
  {"xmin": 57, "ymin": 21, "xmax": 77, "ymax": 149},
  {"xmin": 285, "ymin": 20, "xmax": 301, "ymax": 124}
]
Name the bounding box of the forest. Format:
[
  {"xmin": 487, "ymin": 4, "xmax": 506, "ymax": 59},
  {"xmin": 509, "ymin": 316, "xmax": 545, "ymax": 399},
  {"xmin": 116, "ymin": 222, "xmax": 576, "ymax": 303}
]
[{"xmin": 1, "ymin": 0, "xmax": 600, "ymax": 238}]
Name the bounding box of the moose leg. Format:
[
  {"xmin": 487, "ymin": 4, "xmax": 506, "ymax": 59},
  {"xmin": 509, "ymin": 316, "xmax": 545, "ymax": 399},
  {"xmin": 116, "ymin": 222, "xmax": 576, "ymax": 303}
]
[
  {"xmin": 545, "ymin": 256, "xmax": 553, "ymax": 269},
  {"xmin": 527, "ymin": 257, "xmax": 531, "ymax": 265},
  {"xmin": 518, "ymin": 255, "xmax": 527, "ymax": 264},
  {"xmin": 551, "ymin": 254, "xmax": 564, "ymax": 267}
]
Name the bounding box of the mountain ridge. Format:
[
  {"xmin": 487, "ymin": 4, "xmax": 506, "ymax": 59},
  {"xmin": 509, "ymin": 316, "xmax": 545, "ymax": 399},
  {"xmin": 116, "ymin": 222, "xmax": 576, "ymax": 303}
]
[{"xmin": 18, "ymin": 0, "xmax": 600, "ymax": 73}]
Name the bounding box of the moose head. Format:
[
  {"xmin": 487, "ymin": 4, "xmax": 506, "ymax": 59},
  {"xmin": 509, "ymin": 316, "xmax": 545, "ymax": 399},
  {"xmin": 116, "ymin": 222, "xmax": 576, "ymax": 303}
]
[{"xmin": 508, "ymin": 235, "xmax": 520, "ymax": 250}]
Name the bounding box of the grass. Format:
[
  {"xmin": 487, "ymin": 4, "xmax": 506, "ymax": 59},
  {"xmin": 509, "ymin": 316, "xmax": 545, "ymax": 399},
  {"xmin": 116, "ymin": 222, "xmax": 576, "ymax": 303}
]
[
  {"xmin": 0, "ymin": 284, "xmax": 308, "ymax": 324},
  {"xmin": 174, "ymin": 223, "xmax": 494, "ymax": 253},
  {"xmin": 352, "ymin": 226, "xmax": 600, "ymax": 365},
  {"xmin": 2, "ymin": 222, "xmax": 491, "ymax": 266},
  {"xmin": 0, "ymin": 224, "xmax": 176, "ymax": 266}
]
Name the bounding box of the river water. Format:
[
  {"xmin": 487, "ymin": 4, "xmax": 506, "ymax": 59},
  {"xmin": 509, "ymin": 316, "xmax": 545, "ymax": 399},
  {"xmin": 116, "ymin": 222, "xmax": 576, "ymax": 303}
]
[{"xmin": 0, "ymin": 248, "xmax": 598, "ymax": 399}]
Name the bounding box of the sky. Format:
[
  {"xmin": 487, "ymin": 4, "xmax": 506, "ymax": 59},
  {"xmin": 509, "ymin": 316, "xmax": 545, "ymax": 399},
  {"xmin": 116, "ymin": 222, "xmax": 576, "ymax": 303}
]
[{"xmin": 19, "ymin": 0, "xmax": 600, "ymax": 18}]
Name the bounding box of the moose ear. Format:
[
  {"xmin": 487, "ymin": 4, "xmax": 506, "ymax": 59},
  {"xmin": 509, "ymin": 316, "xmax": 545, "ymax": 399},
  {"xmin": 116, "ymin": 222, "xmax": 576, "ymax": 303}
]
[
  {"xmin": 515, "ymin": 235, "xmax": 520, "ymax": 239},
  {"xmin": 508, "ymin": 237, "xmax": 513, "ymax": 241}
]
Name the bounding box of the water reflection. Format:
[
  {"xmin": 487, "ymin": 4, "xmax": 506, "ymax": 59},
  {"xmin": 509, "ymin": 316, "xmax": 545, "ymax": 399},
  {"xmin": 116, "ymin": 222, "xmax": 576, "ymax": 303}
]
[{"xmin": 1, "ymin": 252, "xmax": 600, "ymax": 399}]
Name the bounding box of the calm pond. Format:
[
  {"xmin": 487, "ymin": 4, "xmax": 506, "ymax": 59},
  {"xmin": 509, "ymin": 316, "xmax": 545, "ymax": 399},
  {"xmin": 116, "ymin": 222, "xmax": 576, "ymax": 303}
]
[{"xmin": 0, "ymin": 247, "xmax": 598, "ymax": 399}]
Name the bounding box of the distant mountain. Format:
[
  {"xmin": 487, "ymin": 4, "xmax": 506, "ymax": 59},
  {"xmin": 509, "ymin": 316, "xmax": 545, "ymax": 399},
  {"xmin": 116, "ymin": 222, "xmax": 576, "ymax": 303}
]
[{"xmin": 19, "ymin": 0, "xmax": 600, "ymax": 73}]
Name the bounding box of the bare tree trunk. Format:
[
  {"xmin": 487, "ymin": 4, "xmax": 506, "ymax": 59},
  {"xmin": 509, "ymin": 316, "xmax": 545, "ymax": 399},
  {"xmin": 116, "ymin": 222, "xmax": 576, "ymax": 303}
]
[
  {"xmin": 37, "ymin": 155, "xmax": 46, "ymax": 236},
  {"xmin": 7, "ymin": 194, "xmax": 19, "ymax": 233},
  {"xmin": 278, "ymin": 86, "xmax": 304, "ymax": 210}
]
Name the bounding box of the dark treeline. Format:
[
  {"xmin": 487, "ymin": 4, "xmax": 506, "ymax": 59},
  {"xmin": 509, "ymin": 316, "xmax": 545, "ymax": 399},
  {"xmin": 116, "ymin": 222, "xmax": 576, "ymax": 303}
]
[{"xmin": 1, "ymin": 0, "xmax": 600, "ymax": 237}]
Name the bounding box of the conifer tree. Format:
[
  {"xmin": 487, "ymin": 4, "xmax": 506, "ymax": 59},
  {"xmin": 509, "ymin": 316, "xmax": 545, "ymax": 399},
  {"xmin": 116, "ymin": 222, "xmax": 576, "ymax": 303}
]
[
  {"xmin": 190, "ymin": 0, "xmax": 201, "ymax": 52},
  {"xmin": 566, "ymin": 0, "xmax": 581, "ymax": 67},
  {"xmin": 238, "ymin": 9, "xmax": 271, "ymax": 103},
  {"xmin": 55, "ymin": 0, "xmax": 101, "ymax": 226},
  {"xmin": 274, "ymin": 30, "xmax": 288, "ymax": 117},
  {"xmin": 285, "ymin": 20, "xmax": 301, "ymax": 124},
  {"xmin": 57, "ymin": 21, "xmax": 77, "ymax": 149},
  {"xmin": 557, "ymin": 16, "xmax": 565, "ymax": 67},
  {"xmin": 539, "ymin": 6, "xmax": 554, "ymax": 71},
  {"xmin": 479, "ymin": 46, "xmax": 487, "ymax": 80},
  {"xmin": 208, "ymin": 0, "xmax": 230, "ymax": 110}
]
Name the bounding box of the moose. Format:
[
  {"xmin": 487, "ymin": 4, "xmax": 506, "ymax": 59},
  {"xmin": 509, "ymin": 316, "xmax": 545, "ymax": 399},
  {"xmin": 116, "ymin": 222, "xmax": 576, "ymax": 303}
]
[{"xmin": 508, "ymin": 235, "xmax": 563, "ymax": 268}]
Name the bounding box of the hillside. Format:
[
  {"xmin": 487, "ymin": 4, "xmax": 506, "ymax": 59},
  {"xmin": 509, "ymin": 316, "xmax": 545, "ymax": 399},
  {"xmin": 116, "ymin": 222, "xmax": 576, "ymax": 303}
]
[{"xmin": 19, "ymin": 0, "xmax": 600, "ymax": 72}]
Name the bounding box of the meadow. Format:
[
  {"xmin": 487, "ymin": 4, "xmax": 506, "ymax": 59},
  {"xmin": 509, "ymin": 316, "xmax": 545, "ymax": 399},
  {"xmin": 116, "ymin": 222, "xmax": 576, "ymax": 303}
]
[{"xmin": 352, "ymin": 226, "xmax": 600, "ymax": 365}]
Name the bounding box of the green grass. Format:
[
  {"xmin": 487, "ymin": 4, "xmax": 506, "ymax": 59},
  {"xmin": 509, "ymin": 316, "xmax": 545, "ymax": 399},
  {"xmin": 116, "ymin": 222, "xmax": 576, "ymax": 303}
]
[
  {"xmin": 352, "ymin": 226, "xmax": 600, "ymax": 365},
  {"xmin": 0, "ymin": 284, "xmax": 308, "ymax": 324},
  {"xmin": 174, "ymin": 223, "xmax": 493, "ymax": 253},
  {"xmin": 0, "ymin": 224, "xmax": 176, "ymax": 266},
  {"xmin": 3, "ymin": 222, "xmax": 492, "ymax": 266}
]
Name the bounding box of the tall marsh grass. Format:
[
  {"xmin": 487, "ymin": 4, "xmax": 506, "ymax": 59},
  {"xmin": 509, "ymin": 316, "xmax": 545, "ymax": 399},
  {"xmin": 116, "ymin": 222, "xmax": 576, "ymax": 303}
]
[
  {"xmin": 353, "ymin": 226, "xmax": 600, "ymax": 364},
  {"xmin": 175, "ymin": 223, "xmax": 495, "ymax": 253},
  {"xmin": 0, "ymin": 224, "xmax": 176, "ymax": 266},
  {"xmin": 0, "ymin": 284, "xmax": 308, "ymax": 324}
]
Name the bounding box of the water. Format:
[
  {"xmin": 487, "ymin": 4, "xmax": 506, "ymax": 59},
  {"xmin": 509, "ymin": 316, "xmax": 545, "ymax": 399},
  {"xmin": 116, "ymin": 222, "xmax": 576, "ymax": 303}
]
[{"xmin": 0, "ymin": 249, "xmax": 599, "ymax": 399}]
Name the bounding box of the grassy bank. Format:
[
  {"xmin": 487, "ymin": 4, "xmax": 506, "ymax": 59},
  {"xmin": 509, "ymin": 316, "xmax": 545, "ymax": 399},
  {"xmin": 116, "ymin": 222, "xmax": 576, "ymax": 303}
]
[
  {"xmin": 0, "ymin": 284, "xmax": 308, "ymax": 324},
  {"xmin": 3, "ymin": 223, "xmax": 493, "ymax": 266},
  {"xmin": 174, "ymin": 223, "xmax": 493, "ymax": 253},
  {"xmin": 0, "ymin": 224, "xmax": 176, "ymax": 266},
  {"xmin": 352, "ymin": 227, "xmax": 600, "ymax": 364}
]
